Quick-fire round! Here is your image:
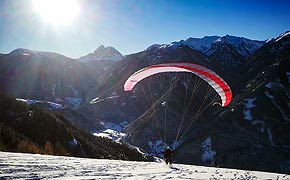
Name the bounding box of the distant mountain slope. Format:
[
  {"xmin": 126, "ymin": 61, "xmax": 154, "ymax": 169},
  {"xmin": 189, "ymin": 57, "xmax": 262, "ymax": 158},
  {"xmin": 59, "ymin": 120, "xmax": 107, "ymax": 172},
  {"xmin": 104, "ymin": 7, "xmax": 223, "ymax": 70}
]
[
  {"xmin": 79, "ymin": 45, "xmax": 124, "ymax": 62},
  {"xmin": 0, "ymin": 93, "xmax": 147, "ymax": 161},
  {"xmin": 0, "ymin": 49, "xmax": 98, "ymax": 109},
  {"xmin": 83, "ymin": 60, "xmax": 115, "ymax": 81},
  {"xmin": 0, "ymin": 47, "xmax": 120, "ymax": 132},
  {"xmin": 206, "ymin": 41, "xmax": 246, "ymax": 68}
]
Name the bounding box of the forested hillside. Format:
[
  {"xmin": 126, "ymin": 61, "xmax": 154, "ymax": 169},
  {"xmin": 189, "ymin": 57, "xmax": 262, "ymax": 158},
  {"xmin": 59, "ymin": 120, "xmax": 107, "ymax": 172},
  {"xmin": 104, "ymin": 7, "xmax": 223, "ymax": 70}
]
[{"xmin": 0, "ymin": 93, "xmax": 148, "ymax": 161}]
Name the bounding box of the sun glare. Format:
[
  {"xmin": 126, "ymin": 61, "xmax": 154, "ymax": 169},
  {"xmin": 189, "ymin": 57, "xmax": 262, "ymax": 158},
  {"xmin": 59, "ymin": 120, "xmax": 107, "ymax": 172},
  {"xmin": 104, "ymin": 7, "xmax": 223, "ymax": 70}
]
[{"xmin": 32, "ymin": 0, "xmax": 80, "ymax": 26}]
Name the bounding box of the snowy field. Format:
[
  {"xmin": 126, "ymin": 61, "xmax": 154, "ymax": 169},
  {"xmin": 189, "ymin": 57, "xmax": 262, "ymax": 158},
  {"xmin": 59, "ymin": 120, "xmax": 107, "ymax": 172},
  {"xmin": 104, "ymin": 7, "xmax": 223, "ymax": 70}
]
[{"xmin": 0, "ymin": 152, "xmax": 289, "ymax": 180}]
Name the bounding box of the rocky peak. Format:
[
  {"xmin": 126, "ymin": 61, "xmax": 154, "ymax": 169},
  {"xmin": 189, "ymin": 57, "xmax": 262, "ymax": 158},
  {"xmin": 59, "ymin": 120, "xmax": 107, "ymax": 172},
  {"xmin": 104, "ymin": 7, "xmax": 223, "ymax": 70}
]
[{"xmin": 79, "ymin": 45, "xmax": 124, "ymax": 62}]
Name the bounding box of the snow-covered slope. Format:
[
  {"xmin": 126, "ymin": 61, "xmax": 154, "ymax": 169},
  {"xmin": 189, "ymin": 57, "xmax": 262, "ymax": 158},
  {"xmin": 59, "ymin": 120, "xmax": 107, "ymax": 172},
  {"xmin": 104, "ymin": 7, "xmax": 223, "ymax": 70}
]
[
  {"xmin": 0, "ymin": 152, "xmax": 289, "ymax": 179},
  {"xmin": 16, "ymin": 98, "xmax": 64, "ymax": 110},
  {"xmin": 79, "ymin": 45, "xmax": 124, "ymax": 62}
]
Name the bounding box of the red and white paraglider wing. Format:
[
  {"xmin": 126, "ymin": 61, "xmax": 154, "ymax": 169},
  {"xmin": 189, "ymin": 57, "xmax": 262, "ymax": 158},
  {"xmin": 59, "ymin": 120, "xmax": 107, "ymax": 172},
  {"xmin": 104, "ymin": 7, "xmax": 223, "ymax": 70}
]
[
  {"xmin": 124, "ymin": 63, "xmax": 232, "ymax": 106},
  {"xmin": 124, "ymin": 65, "xmax": 190, "ymax": 91}
]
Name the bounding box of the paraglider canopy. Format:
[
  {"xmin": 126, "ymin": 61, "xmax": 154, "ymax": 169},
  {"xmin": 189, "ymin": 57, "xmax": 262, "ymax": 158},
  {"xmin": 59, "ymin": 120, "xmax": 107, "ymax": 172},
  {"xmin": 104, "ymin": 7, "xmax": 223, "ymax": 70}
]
[{"xmin": 124, "ymin": 63, "xmax": 232, "ymax": 106}]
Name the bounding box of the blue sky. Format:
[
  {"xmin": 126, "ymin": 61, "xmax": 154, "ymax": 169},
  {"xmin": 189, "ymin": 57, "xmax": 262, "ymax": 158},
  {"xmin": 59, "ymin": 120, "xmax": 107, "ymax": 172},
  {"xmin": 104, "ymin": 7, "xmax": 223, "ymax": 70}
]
[{"xmin": 0, "ymin": 0, "xmax": 290, "ymax": 58}]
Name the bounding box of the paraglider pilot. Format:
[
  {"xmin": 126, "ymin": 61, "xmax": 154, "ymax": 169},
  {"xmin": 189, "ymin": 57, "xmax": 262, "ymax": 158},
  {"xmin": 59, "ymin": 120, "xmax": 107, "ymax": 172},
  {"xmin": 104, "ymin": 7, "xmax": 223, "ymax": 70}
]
[{"xmin": 161, "ymin": 147, "xmax": 173, "ymax": 165}]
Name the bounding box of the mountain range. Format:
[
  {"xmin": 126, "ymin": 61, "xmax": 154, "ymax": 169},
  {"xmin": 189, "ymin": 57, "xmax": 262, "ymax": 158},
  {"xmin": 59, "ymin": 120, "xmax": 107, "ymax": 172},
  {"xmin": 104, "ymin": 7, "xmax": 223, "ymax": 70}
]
[
  {"xmin": 0, "ymin": 32, "xmax": 289, "ymax": 174},
  {"xmin": 148, "ymin": 35, "xmax": 264, "ymax": 57}
]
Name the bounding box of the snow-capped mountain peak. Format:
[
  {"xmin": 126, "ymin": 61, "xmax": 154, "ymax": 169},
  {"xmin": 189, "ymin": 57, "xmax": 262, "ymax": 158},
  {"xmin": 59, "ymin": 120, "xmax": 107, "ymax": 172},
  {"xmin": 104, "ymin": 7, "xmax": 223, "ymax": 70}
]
[
  {"xmin": 79, "ymin": 45, "xmax": 124, "ymax": 62},
  {"xmin": 9, "ymin": 48, "xmax": 38, "ymax": 57},
  {"xmin": 183, "ymin": 36, "xmax": 220, "ymax": 53},
  {"xmin": 146, "ymin": 44, "xmax": 164, "ymax": 51},
  {"xmin": 151, "ymin": 35, "xmax": 265, "ymax": 58},
  {"xmin": 275, "ymin": 31, "xmax": 290, "ymax": 42}
]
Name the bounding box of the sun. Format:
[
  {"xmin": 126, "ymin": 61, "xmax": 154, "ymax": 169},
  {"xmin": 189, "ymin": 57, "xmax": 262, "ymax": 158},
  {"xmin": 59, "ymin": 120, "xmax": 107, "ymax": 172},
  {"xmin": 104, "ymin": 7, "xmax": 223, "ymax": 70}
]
[{"xmin": 32, "ymin": 0, "xmax": 80, "ymax": 26}]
